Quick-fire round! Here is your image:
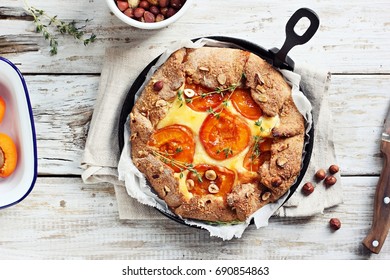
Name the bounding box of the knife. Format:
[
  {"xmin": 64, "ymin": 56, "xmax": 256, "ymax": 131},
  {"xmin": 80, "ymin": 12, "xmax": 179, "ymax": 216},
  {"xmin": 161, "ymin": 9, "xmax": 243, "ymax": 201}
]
[{"xmin": 362, "ymin": 106, "xmax": 390, "ymax": 254}]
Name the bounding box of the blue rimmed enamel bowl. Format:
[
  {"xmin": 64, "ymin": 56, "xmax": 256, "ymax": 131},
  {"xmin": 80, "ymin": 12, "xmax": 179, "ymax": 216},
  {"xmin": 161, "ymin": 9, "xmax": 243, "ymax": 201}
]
[{"xmin": 0, "ymin": 57, "xmax": 37, "ymax": 209}]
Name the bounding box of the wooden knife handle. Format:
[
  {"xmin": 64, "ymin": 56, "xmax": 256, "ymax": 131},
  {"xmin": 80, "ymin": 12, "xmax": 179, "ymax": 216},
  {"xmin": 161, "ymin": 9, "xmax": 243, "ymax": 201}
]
[{"xmin": 362, "ymin": 141, "xmax": 390, "ymax": 254}]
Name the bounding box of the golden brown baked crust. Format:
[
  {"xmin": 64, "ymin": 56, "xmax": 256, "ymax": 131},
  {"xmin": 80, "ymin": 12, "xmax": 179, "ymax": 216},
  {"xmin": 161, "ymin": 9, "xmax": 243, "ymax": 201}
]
[{"xmin": 129, "ymin": 46, "xmax": 305, "ymax": 223}]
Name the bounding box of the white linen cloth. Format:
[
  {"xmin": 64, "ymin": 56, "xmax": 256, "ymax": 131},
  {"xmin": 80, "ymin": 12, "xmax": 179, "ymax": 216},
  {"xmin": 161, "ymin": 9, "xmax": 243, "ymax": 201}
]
[{"xmin": 81, "ymin": 40, "xmax": 343, "ymax": 239}]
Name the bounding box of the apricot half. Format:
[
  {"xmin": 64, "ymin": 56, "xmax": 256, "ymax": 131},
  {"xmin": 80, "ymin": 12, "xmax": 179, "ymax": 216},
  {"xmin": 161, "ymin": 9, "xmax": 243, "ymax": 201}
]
[
  {"xmin": 199, "ymin": 110, "xmax": 251, "ymax": 160},
  {"xmin": 231, "ymin": 88, "xmax": 263, "ymax": 120},
  {"xmin": 0, "ymin": 133, "xmax": 18, "ymax": 178},
  {"xmin": 148, "ymin": 124, "xmax": 195, "ymax": 172}
]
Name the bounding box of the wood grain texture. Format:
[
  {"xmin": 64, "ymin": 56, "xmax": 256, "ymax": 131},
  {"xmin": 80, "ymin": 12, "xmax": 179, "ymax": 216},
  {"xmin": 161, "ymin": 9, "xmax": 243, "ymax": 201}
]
[
  {"xmin": 0, "ymin": 0, "xmax": 389, "ymax": 74},
  {"xmin": 0, "ymin": 176, "xmax": 387, "ymax": 260}
]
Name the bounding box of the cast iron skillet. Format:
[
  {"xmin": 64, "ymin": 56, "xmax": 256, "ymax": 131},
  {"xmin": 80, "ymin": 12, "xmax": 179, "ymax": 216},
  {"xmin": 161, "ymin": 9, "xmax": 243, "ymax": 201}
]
[{"xmin": 118, "ymin": 8, "xmax": 319, "ymax": 225}]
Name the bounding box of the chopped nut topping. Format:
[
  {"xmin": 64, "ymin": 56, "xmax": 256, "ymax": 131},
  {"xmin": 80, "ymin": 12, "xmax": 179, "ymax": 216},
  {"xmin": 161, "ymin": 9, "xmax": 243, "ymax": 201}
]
[
  {"xmin": 205, "ymin": 169, "xmax": 217, "ymax": 181},
  {"xmin": 155, "ymin": 100, "xmax": 167, "ymax": 107},
  {"xmin": 130, "ymin": 133, "xmax": 138, "ymax": 140},
  {"xmin": 271, "ymin": 177, "xmax": 282, "ymax": 187},
  {"xmin": 164, "ymin": 186, "xmax": 171, "ymax": 193},
  {"xmin": 255, "ymin": 72, "xmax": 265, "ymax": 85},
  {"xmin": 261, "ymin": 191, "xmax": 271, "ymax": 201},
  {"xmin": 256, "ymin": 85, "xmax": 266, "ymax": 94},
  {"xmin": 217, "ymin": 73, "xmax": 227, "ymax": 85},
  {"xmin": 277, "ymin": 144, "xmax": 289, "ymax": 152},
  {"xmin": 256, "ymin": 93, "xmax": 268, "ymax": 102},
  {"xmin": 199, "ymin": 66, "xmax": 210, "ymax": 72},
  {"xmin": 208, "ymin": 183, "xmax": 219, "ymax": 194},
  {"xmin": 186, "ymin": 179, "xmax": 195, "ymax": 190},
  {"xmin": 276, "ymin": 157, "xmax": 287, "ymax": 167}
]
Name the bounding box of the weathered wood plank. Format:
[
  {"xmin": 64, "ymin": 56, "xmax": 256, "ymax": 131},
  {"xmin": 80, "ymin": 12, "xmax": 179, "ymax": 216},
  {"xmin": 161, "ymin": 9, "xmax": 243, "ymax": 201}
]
[
  {"xmin": 0, "ymin": 0, "xmax": 389, "ymax": 73},
  {"xmin": 0, "ymin": 176, "xmax": 387, "ymax": 259},
  {"xmin": 25, "ymin": 74, "xmax": 389, "ymax": 175}
]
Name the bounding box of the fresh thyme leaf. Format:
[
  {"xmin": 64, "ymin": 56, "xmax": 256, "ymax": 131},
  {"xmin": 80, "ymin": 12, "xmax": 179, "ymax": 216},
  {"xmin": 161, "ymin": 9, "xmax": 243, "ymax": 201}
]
[
  {"xmin": 207, "ymin": 107, "xmax": 220, "ymax": 119},
  {"xmin": 175, "ymin": 147, "xmax": 183, "ymax": 153},
  {"xmin": 152, "ymin": 150, "xmax": 203, "ymax": 182},
  {"xmin": 222, "ymin": 147, "xmax": 233, "ymax": 158}
]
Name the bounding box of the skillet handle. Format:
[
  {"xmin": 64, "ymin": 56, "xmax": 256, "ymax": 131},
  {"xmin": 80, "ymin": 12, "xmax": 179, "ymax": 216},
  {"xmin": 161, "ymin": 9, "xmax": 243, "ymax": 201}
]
[{"xmin": 271, "ymin": 8, "xmax": 320, "ymax": 70}]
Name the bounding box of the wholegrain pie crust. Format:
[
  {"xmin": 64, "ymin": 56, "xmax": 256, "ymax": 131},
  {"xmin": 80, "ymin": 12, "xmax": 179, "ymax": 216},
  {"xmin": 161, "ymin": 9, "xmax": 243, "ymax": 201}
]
[{"xmin": 129, "ymin": 47, "xmax": 305, "ymax": 223}]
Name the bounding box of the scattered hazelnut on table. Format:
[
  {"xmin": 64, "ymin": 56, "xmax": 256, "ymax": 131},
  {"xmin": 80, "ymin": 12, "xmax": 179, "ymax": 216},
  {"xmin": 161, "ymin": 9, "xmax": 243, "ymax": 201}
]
[
  {"xmin": 329, "ymin": 218, "xmax": 341, "ymax": 230},
  {"xmin": 324, "ymin": 175, "xmax": 337, "ymax": 187},
  {"xmin": 301, "ymin": 182, "xmax": 314, "ymax": 196},
  {"xmin": 329, "ymin": 164, "xmax": 340, "ymax": 174},
  {"xmin": 315, "ymin": 169, "xmax": 326, "ymax": 180}
]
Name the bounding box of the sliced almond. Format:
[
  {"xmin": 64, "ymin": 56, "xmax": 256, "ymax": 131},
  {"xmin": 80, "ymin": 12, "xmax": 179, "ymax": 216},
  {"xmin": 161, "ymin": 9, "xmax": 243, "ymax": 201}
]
[
  {"xmin": 199, "ymin": 66, "xmax": 210, "ymax": 72},
  {"xmin": 155, "ymin": 100, "xmax": 167, "ymax": 107},
  {"xmin": 255, "ymin": 72, "xmax": 265, "ymax": 85},
  {"xmin": 256, "ymin": 85, "xmax": 266, "ymax": 94},
  {"xmin": 130, "ymin": 133, "xmax": 138, "ymax": 140},
  {"xmin": 164, "ymin": 186, "xmax": 171, "ymax": 193},
  {"xmin": 261, "ymin": 191, "xmax": 271, "ymax": 201},
  {"xmin": 217, "ymin": 73, "xmax": 227, "ymax": 85},
  {"xmin": 186, "ymin": 179, "xmax": 195, "ymax": 190},
  {"xmin": 276, "ymin": 157, "xmax": 287, "ymax": 168},
  {"xmin": 256, "ymin": 94, "xmax": 268, "ymax": 103},
  {"xmin": 277, "ymin": 144, "xmax": 289, "ymax": 152}
]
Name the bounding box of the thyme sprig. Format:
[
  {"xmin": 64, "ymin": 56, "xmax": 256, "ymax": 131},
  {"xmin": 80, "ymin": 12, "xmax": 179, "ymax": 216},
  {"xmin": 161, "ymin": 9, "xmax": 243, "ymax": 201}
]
[
  {"xmin": 152, "ymin": 150, "xmax": 203, "ymax": 183},
  {"xmin": 23, "ymin": 0, "xmax": 96, "ymax": 55},
  {"xmin": 216, "ymin": 147, "xmax": 234, "ymax": 159}
]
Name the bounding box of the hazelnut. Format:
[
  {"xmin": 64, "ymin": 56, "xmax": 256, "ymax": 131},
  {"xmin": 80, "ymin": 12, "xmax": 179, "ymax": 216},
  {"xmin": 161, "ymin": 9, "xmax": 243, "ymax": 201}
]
[
  {"xmin": 324, "ymin": 175, "xmax": 337, "ymax": 187},
  {"xmin": 208, "ymin": 183, "xmax": 219, "ymax": 194},
  {"xmin": 302, "ymin": 182, "xmax": 314, "ymax": 195},
  {"xmin": 183, "ymin": 88, "xmax": 195, "ymax": 98},
  {"xmin": 329, "ymin": 218, "xmax": 341, "ymax": 230},
  {"xmin": 329, "ymin": 164, "xmax": 340, "ymax": 174},
  {"xmin": 153, "ymin": 80, "xmax": 164, "ymax": 91},
  {"xmin": 315, "ymin": 169, "xmax": 326, "ymax": 180},
  {"xmin": 205, "ymin": 169, "xmax": 217, "ymax": 181}
]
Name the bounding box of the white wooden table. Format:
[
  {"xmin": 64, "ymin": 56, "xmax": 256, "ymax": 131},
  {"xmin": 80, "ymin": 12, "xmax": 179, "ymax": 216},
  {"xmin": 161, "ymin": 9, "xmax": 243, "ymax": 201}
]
[{"xmin": 0, "ymin": 0, "xmax": 389, "ymax": 259}]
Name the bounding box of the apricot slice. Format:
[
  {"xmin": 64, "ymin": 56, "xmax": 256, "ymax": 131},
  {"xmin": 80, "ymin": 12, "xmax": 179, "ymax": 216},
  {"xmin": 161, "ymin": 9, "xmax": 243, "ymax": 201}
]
[
  {"xmin": 0, "ymin": 133, "xmax": 18, "ymax": 178},
  {"xmin": 148, "ymin": 124, "xmax": 195, "ymax": 172},
  {"xmin": 184, "ymin": 83, "xmax": 224, "ymax": 112},
  {"xmin": 186, "ymin": 164, "xmax": 235, "ymax": 198},
  {"xmin": 200, "ymin": 110, "xmax": 251, "ymax": 160},
  {"xmin": 231, "ymin": 88, "xmax": 263, "ymax": 120},
  {"xmin": 243, "ymin": 138, "xmax": 272, "ymax": 172},
  {"xmin": 0, "ymin": 96, "xmax": 6, "ymax": 124}
]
